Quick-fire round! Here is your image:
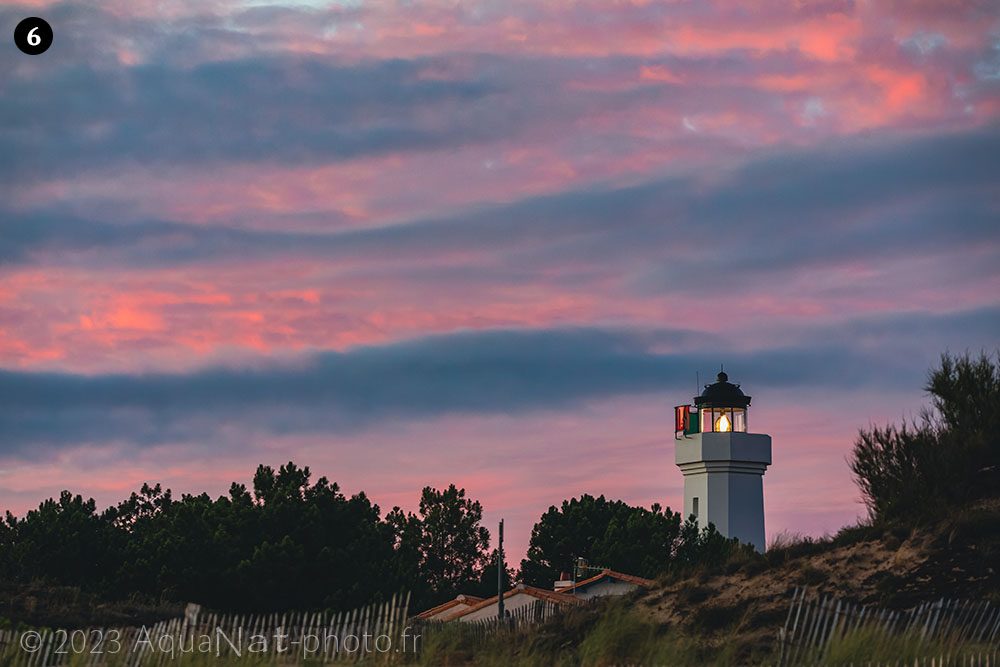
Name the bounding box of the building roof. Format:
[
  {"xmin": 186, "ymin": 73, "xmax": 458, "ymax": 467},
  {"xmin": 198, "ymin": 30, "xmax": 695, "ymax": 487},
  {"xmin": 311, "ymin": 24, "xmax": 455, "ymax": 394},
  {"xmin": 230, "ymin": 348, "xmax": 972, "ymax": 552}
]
[
  {"xmin": 555, "ymin": 569, "xmax": 654, "ymax": 595},
  {"xmin": 414, "ymin": 594, "xmax": 485, "ymax": 620},
  {"xmin": 444, "ymin": 584, "xmax": 583, "ymax": 621}
]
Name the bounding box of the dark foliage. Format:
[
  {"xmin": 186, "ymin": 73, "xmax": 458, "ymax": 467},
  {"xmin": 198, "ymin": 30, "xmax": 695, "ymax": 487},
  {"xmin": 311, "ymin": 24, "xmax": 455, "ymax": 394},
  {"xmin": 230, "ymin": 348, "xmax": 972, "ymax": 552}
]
[
  {"xmin": 0, "ymin": 581, "xmax": 184, "ymax": 630},
  {"xmin": 0, "ymin": 463, "xmax": 491, "ymax": 614},
  {"xmin": 383, "ymin": 483, "xmax": 493, "ymax": 602},
  {"xmin": 519, "ymin": 494, "xmax": 749, "ymax": 587},
  {"xmin": 849, "ymin": 351, "xmax": 1000, "ymax": 522},
  {"xmin": 474, "ymin": 547, "xmax": 517, "ymax": 600}
]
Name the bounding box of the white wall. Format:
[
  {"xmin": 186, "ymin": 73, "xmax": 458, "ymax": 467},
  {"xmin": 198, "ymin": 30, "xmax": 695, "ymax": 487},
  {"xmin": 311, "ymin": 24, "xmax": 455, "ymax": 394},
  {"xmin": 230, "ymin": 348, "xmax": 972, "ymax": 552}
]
[
  {"xmin": 572, "ymin": 579, "xmax": 638, "ymax": 600},
  {"xmin": 456, "ymin": 592, "xmax": 541, "ymax": 623},
  {"xmin": 675, "ymin": 431, "xmax": 771, "ymax": 551},
  {"xmin": 726, "ymin": 470, "xmax": 765, "ymax": 551}
]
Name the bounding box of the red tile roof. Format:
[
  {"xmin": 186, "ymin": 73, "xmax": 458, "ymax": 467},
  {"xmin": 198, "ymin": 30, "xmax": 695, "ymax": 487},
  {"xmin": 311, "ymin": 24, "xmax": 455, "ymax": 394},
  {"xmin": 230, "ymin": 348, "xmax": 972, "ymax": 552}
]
[
  {"xmin": 555, "ymin": 569, "xmax": 654, "ymax": 594},
  {"xmin": 444, "ymin": 585, "xmax": 584, "ymax": 621},
  {"xmin": 414, "ymin": 594, "xmax": 485, "ymax": 620}
]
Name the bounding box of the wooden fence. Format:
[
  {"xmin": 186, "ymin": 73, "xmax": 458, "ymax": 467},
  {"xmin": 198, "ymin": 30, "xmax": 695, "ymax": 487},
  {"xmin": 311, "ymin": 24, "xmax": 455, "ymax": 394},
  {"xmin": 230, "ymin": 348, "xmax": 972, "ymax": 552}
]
[
  {"xmin": 777, "ymin": 587, "xmax": 1000, "ymax": 666},
  {"xmin": 465, "ymin": 598, "xmax": 563, "ymax": 631},
  {"xmin": 0, "ymin": 593, "xmax": 412, "ymax": 667}
]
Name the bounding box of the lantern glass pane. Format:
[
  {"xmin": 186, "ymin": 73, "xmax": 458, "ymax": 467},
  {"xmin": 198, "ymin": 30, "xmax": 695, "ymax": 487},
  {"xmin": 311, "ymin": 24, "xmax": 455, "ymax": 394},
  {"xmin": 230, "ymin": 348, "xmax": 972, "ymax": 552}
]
[
  {"xmin": 721, "ymin": 408, "xmax": 734, "ymax": 432},
  {"xmin": 733, "ymin": 409, "xmax": 746, "ymax": 432},
  {"xmin": 686, "ymin": 408, "xmax": 700, "ymax": 435}
]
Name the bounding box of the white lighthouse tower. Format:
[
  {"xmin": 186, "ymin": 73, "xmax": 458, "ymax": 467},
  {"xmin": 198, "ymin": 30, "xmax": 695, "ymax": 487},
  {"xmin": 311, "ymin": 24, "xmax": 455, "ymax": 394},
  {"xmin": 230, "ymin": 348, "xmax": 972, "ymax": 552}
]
[{"xmin": 674, "ymin": 371, "xmax": 771, "ymax": 551}]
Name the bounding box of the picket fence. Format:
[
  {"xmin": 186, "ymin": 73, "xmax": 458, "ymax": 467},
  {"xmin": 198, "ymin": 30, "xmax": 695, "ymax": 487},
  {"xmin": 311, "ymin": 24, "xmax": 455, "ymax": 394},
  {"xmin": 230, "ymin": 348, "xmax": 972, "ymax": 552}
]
[
  {"xmin": 777, "ymin": 587, "xmax": 1000, "ymax": 666},
  {"xmin": 468, "ymin": 598, "xmax": 565, "ymax": 630},
  {"xmin": 0, "ymin": 593, "xmax": 411, "ymax": 667}
]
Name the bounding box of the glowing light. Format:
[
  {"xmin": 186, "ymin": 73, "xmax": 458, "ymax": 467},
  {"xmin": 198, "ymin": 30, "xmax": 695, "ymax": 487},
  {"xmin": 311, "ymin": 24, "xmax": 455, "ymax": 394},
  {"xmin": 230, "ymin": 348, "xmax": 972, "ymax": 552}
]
[{"xmin": 716, "ymin": 413, "xmax": 731, "ymax": 432}]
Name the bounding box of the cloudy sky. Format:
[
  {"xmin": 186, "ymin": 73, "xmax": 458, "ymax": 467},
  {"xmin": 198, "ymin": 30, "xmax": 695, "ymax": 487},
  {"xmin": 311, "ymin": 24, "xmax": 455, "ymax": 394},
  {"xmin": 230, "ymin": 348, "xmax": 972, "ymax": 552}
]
[{"xmin": 1, "ymin": 0, "xmax": 998, "ymax": 562}]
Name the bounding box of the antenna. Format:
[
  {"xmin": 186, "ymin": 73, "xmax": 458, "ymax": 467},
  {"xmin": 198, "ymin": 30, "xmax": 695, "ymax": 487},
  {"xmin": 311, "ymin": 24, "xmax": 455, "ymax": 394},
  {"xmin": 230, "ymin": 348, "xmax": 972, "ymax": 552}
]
[{"xmin": 497, "ymin": 519, "xmax": 505, "ymax": 620}]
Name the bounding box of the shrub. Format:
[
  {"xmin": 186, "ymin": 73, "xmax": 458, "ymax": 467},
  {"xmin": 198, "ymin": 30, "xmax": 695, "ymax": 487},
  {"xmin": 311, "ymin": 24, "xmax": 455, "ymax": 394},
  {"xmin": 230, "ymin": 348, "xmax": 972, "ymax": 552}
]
[
  {"xmin": 796, "ymin": 565, "xmax": 828, "ymax": 586},
  {"xmin": 849, "ymin": 351, "xmax": 1000, "ymax": 524},
  {"xmin": 690, "ymin": 600, "xmax": 747, "ymax": 633},
  {"xmin": 676, "ymin": 582, "xmax": 711, "ymax": 606},
  {"xmin": 831, "ymin": 520, "xmax": 881, "ymax": 547},
  {"xmin": 765, "ymin": 532, "xmax": 828, "ymax": 566}
]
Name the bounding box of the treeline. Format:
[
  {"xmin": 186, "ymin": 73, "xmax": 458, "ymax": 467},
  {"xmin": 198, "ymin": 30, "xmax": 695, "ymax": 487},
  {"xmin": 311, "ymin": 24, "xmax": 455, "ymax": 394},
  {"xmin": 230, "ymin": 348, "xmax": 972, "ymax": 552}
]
[
  {"xmin": 0, "ymin": 463, "xmax": 736, "ymax": 614},
  {"xmin": 518, "ymin": 495, "xmax": 742, "ymax": 588}
]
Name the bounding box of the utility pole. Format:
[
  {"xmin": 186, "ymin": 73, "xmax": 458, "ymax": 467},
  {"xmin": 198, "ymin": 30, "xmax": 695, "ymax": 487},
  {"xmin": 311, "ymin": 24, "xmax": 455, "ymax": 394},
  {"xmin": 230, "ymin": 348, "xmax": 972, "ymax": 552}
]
[{"xmin": 497, "ymin": 519, "xmax": 504, "ymax": 621}]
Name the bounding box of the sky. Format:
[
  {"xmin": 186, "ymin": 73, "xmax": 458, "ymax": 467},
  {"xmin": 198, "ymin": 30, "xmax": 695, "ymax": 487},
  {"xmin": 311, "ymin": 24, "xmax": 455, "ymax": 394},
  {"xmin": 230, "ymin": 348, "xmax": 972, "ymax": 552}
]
[{"xmin": 1, "ymin": 0, "xmax": 999, "ymax": 566}]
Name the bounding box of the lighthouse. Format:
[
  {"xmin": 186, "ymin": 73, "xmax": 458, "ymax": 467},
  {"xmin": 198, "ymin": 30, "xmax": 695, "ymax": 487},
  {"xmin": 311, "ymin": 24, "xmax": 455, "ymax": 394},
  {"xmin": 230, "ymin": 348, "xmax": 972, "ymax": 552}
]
[{"xmin": 674, "ymin": 372, "xmax": 771, "ymax": 551}]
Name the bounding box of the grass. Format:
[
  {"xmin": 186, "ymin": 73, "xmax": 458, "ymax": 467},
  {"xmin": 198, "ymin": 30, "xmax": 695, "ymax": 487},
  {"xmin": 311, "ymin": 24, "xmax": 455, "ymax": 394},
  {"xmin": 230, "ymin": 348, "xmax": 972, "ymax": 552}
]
[
  {"xmin": 415, "ymin": 598, "xmax": 713, "ymax": 667},
  {"xmin": 798, "ymin": 621, "xmax": 1000, "ymax": 666},
  {"xmin": 415, "ymin": 593, "xmax": 789, "ymax": 666},
  {"xmin": 764, "ymin": 519, "xmax": 886, "ymax": 569},
  {"xmin": 5, "ymin": 597, "xmax": 998, "ymax": 667}
]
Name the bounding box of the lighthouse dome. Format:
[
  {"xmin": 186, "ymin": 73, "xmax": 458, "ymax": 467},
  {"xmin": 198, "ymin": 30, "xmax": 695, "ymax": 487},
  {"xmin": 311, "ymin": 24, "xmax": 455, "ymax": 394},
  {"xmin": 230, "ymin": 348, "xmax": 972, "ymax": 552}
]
[{"xmin": 694, "ymin": 371, "xmax": 751, "ymax": 408}]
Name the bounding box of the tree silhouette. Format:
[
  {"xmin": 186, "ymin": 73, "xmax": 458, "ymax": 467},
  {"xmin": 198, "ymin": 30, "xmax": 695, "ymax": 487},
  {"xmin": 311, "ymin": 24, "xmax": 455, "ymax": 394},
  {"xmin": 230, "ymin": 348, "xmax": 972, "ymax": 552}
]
[
  {"xmin": 415, "ymin": 484, "xmax": 491, "ymax": 597},
  {"xmin": 850, "ymin": 350, "xmax": 1000, "ymax": 521},
  {"xmin": 519, "ymin": 494, "xmax": 709, "ymax": 587}
]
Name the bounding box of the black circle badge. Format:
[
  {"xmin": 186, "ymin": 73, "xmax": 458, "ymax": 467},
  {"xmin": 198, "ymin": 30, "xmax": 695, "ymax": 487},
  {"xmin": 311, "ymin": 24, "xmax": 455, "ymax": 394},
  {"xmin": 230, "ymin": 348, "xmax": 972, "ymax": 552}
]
[{"xmin": 14, "ymin": 17, "xmax": 53, "ymax": 55}]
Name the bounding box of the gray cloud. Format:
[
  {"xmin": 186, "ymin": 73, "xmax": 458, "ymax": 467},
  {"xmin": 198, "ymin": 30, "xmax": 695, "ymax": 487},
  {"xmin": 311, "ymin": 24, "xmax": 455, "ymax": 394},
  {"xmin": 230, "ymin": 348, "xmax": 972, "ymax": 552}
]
[
  {"xmin": 0, "ymin": 56, "xmax": 500, "ymax": 182},
  {"xmin": 3, "ymin": 307, "xmax": 996, "ymax": 455},
  {"xmin": 4, "ymin": 127, "xmax": 998, "ymax": 295},
  {"xmin": 0, "ymin": 2, "xmax": 879, "ymax": 183}
]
